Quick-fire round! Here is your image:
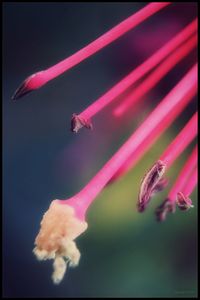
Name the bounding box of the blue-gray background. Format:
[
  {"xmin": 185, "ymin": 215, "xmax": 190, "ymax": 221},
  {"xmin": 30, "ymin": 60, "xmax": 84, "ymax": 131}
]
[{"xmin": 3, "ymin": 2, "xmax": 198, "ymax": 298}]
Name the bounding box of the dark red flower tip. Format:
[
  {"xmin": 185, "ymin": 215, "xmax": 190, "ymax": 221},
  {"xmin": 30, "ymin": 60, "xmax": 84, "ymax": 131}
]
[
  {"xmin": 155, "ymin": 198, "xmax": 176, "ymax": 222},
  {"xmin": 138, "ymin": 160, "xmax": 166, "ymax": 212},
  {"xmin": 12, "ymin": 71, "xmax": 46, "ymax": 101},
  {"xmin": 71, "ymin": 114, "xmax": 93, "ymax": 133},
  {"xmin": 176, "ymin": 192, "xmax": 194, "ymax": 210},
  {"xmin": 12, "ymin": 76, "xmax": 35, "ymax": 100}
]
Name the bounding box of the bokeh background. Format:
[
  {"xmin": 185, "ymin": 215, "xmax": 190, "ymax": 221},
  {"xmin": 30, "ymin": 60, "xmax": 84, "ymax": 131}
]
[{"xmin": 3, "ymin": 2, "xmax": 198, "ymax": 298}]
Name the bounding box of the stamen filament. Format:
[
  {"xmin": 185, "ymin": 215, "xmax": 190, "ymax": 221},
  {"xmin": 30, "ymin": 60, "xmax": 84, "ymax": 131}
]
[
  {"xmin": 46, "ymin": 2, "xmax": 171, "ymax": 81},
  {"xmin": 160, "ymin": 112, "xmax": 198, "ymax": 167},
  {"xmin": 180, "ymin": 166, "xmax": 197, "ymax": 197},
  {"xmin": 168, "ymin": 146, "xmax": 197, "ymax": 202},
  {"xmin": 12, "ymin": 2, "xmax": 171, "ymax": 100}
]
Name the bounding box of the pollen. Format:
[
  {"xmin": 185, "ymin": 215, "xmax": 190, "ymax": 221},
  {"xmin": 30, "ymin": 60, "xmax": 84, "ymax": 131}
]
[{"xmin": 33, "ymin": 200, "xmax": 88, "ymax": 284}]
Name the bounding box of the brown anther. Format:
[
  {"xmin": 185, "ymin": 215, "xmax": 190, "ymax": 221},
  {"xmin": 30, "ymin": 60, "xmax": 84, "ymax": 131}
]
[
  {"xmin": 138, "ymin": 160, "xmax": 166, "ymax": 212},
  {"xmin": 71, "ymin": 114, "xmax": 93, "ymax": 133},
  {"xmin": 155, "ymin": 198, "xmax": 176, "ymax": 222},
  {"xmin": 176, "ymin": 192, "xmax": 193, "ymax": 210}
]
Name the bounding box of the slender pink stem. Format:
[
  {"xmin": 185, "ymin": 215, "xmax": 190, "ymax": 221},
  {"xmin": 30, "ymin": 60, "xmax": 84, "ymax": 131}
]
[
  {"xmin": 160, "ymin": 112, "xmax": 198, "ymax": 167},
  {"xmin": 12, "ymin": 3, "xmax": 171, "ymax": 100},
  {"xmin": 181, "ymin": 166, "xmax": 197, "ymax": 197},
  {"xmin": 76, "ymin": 19, "xmax": 197, "ymax": 123},
  {"xmin": 113, "ymin": 34, "xmax": 197, "ymax": 117},
  {"xmin": 65, "ymin": 64, "xmax": 197, "ymax": 216},
  {"xmin": 46, "ymin": 3, "xmax": 170, "ymax": 81},
  {"xmin": 168, "ymin": 146, "xmax": 197, "ymax": 203}
]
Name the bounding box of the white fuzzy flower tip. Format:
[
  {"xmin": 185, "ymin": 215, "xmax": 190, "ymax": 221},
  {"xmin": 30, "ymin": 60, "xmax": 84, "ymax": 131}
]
[{"xmin": 33, "ymin": 200, "xmax": 88, "ymax": 284}]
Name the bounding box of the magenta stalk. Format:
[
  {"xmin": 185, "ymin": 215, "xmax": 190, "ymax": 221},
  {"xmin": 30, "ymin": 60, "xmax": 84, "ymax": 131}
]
[
  {"xmin": 70, "ymin": 19, "xmax": 197, "ymax": 132},
  {"xmin": 138, "ymin": 112, "xmax": 198, "ymax": 212},
  {"xmin": 156, "ymin": 145, "xmax": 197, "ymax": 221},
  {"xmin": 12, "ymin": 2, "xmax": 170, "ymax": 100},
  {"xmin": 33, "ymin": 64, "xmax": 197, "ymax": 283},
  {"xmin": 108, "ymin": 75, "xmax": 197, "ymax": 185},
  {"xmin": 177, "ymin": 166, "xmax": 198, "ymax": 211},
  {"xmin": 160, "ymin": 113, "xmax": 198, "ymax": 167},
  {"xmin": 113, "ymin": 34, "xmax": 197, "ymax": 117},
  {"xmin": 167, "ymin": 146, "xmax": 197, "ymax": 202}
]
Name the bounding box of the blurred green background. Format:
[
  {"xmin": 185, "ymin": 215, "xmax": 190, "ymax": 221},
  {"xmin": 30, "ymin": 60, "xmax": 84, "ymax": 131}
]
[{"xmin": 3, "ymin": 2, "xmax": 197, "ymax": 298}]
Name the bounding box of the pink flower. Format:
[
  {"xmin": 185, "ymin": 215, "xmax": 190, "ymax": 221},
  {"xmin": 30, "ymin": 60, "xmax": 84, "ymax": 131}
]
[{"xmin": 13, "ymin": 3, "xmax": 197, "ymax": 284}]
